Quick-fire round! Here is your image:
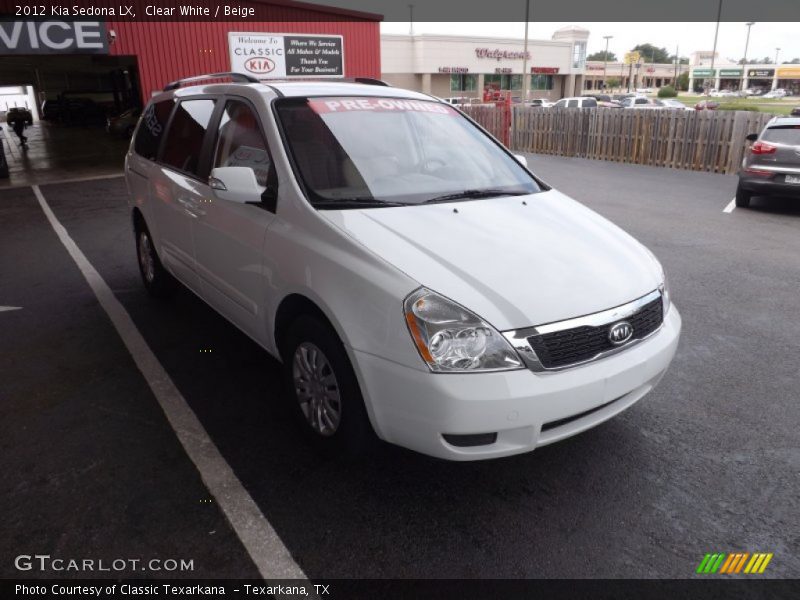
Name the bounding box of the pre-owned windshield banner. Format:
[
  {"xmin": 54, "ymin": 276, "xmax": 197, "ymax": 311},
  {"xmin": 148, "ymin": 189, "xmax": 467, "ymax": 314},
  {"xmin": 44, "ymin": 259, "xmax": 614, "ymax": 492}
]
[{"xmin": 308, "ymin": 98, "xmax": 457, "ymax": 115}]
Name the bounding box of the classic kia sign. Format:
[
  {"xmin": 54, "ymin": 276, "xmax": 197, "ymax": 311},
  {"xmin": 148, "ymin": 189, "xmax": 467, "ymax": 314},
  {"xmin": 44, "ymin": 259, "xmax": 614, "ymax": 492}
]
[
  {"xmin": 229, "ymin": 33, "xmax": 344, "ymax": 79},
  {"xmin": 0, "ymin": 20, "xmax": 108, "ymax": 55}
]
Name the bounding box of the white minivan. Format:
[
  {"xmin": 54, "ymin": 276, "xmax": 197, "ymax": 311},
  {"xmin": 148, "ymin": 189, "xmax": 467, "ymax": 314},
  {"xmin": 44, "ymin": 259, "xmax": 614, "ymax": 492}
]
[{"xmin": 126, "ymin": 73, "xmax": 681, "ymax": 461}]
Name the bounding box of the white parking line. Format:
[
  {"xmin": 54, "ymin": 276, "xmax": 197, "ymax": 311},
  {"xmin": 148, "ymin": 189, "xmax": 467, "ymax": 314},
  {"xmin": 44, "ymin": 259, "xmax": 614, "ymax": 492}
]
[
  {"xmin": 723, "ymin": 198, "xmax": 736, "ymax": 213},
  {"xmin": 32, "ymin": 185, "xmax": 308, "ymax": 582}
]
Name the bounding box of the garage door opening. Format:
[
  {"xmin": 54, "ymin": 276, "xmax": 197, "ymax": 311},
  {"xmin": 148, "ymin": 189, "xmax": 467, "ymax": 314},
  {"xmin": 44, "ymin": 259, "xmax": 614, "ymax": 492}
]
[{"xmin": 0, "ymin": 54, "xmax": 140, "ymax": 187}]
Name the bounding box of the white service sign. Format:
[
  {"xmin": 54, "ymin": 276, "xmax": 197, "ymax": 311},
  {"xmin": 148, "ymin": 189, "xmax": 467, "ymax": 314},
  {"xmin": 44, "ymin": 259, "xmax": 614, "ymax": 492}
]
[{"xmin": 228, "ymin": 33, "xmax": 344, "ymax": 80}]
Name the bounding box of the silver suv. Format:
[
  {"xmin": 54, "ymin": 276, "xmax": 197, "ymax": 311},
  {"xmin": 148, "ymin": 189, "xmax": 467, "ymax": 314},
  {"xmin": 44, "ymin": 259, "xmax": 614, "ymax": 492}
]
[{"xmin": 737, "ymin": 117, "xmax": 800, "ymax": 207}]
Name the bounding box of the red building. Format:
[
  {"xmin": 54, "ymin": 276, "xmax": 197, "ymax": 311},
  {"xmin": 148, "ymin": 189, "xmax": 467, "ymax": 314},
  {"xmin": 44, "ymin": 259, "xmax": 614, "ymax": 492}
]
[{"xmin": 0, "ymin": 0, "xmax": 381, "ymax": 108}]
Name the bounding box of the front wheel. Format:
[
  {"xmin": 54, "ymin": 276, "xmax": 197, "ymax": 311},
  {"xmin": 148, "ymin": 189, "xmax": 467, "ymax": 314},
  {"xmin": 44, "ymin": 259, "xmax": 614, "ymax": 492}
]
[
  {"xmin": 135, "ymin": 225, "xmax": 174, "ymax": 298},
  {"xmin": 735, "ymin": 184, "xmax": 752, "ymax": 208},
  {"xmin": 283, "ymin": 316, "xmax": 375, "ymax": 458}
]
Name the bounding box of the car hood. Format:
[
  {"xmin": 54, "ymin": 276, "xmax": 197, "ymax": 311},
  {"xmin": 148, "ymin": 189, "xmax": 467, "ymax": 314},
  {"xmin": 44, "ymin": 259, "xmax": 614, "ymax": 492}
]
[{"xmin": 321, "ymin": 190, "xmax": 663, "ymax": 331}]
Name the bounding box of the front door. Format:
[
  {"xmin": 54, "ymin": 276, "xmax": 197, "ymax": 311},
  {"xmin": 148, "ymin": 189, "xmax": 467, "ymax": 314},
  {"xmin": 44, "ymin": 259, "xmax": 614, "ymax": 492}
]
[{"xmin": 192, "ymin": 98, "xmax": 278, "ymax": 341}]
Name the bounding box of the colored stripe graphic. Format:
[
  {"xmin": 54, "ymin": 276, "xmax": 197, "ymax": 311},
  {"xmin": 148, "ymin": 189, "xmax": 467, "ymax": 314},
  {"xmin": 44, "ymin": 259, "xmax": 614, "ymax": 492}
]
[{"xmin": 699, "ymin": 552, "xmax": 773, "ymax": 574}]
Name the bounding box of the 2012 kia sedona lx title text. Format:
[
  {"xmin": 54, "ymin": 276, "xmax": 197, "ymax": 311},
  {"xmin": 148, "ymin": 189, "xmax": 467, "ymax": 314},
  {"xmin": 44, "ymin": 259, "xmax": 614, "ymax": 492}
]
[{"xmin": 125, "ymin": 75, "xmax": 681, "ymax": 460}]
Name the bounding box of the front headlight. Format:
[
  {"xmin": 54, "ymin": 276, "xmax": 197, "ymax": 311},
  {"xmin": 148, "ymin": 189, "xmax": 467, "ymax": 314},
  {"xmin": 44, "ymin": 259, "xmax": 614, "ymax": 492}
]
[
  {"xmin": 403, "ymin": 288, "xmax": 524, "ymax": 373},
  {"xmin": 659, "ymin": 272, "xmax": 671, "ymax": 315}
]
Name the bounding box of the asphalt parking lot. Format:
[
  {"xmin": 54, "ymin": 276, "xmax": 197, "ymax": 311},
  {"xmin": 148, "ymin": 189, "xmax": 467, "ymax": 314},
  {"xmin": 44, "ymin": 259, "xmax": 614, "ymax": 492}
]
[{"xmin": 1, "ymin": 155, "xmax": 798, "ymax": 581}]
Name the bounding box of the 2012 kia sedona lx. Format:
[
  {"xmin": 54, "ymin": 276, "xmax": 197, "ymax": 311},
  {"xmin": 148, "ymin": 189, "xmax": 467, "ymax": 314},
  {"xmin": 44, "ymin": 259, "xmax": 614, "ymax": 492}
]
[{"xmin": 125, "ymin": 74, "xmax": 681, "ymax": 460}]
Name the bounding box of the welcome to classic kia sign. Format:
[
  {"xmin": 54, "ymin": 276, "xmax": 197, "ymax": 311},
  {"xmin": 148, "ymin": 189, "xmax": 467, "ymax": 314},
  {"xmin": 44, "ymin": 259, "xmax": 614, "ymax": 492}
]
[{"xmin": 229, "ymin": 33, "xmax": 343, "ymax": 79}]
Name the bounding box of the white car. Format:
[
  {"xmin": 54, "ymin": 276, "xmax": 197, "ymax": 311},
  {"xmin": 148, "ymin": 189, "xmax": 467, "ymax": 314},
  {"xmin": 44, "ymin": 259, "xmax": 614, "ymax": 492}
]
[
  {"xmin": 763, "ymin": 89, "xmax": 787, "ymax": 99},
  {"xmin": 659, "ymin": 99, "xmax": 694, "ymax": 111},
  {"xmin": 551, "ymin": 97, "xmax": 598, "ymax": 108},
  {"xmin": 125, "ymin": 74, "xmax": 681, "ymax": 461}
]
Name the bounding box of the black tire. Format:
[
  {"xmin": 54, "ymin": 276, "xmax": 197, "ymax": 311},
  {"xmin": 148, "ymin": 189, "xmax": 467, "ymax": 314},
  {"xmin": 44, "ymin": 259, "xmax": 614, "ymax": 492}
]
[
  {"xmin": 735, "ymin": 184, "xmax": 752, "ymax": 208},
  {"xmin": 283, "ymin": 315, "xmax": 375, "ymax": 458},
  {"xmin": 135, "ymin": 223, "xmax": 174, "ymax": 298}
]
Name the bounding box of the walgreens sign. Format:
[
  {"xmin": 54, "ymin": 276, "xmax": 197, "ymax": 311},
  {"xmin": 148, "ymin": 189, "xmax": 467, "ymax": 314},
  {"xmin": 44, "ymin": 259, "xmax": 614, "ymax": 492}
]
[{"xmin": 475, "ymin": 48, "xmax": 531, "ymax": 61}]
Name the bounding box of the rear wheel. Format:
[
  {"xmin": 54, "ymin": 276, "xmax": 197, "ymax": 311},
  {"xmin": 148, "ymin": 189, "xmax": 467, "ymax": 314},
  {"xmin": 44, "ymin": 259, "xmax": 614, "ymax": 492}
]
[
  {"xmin": 283, "ymin": 315, "xmax": 375, "ymax": 458},
  {"xmin": 735, "ymin": 184, "xmax": 752, "ymax": 208},
  {"xmin": 135, "ymin": 224, "xmax": 174, "ymax": 298}
]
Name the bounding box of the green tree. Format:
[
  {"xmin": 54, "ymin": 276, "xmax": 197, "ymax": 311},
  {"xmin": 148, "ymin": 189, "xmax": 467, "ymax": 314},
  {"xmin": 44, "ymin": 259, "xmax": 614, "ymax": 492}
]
[
  {"xmin": 606, "ymin": 77, "xmax": 621, "ymax": 89},
  {"xmin": 631, "ymin": 43, "xmax": 671, "ymax": 64},
  {"xmin": 587, "ymin": 50, "xmax": 617, "ymax": 62},
  {"xmin": 676, "ymin": 72, "xmax": 689, "ymax": 91}
]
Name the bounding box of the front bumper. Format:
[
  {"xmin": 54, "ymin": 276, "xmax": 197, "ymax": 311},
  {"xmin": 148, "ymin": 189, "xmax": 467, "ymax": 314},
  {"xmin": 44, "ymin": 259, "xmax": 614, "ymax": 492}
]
[{"xmin": 354, "ymin": 306, "xmax": 681, "ymax": 460}]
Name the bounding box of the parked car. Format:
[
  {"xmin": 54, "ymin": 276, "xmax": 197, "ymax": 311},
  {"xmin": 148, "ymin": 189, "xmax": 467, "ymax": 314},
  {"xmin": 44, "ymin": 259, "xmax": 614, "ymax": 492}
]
[
  {"xmin": 524, "ymin": 99, "xmax": 553, "ymax": 108},
  {"xmin": 736, "ymin": 117, "xmax": 800, "ymax": 208},
  {"xmin": 40, "ymin": 97, "xmax": 106, "ymax": 124},
  {"xmin": 710, "ymin": 90, "xmax": 737, "ymax": 98},
  {"xmin": 635, "ymin": 87, "xmax": 654, "ymax": 94},
  {"xmin": 551, "ymin": 96, "xmax": 598, "ymax": 108},
  {"xmin": 763, "ymin": 89, "xmax": 787, "ymax": 99},
  {"xmin": 126, "ymin": 75, "xmax": 680, "ymax": 460},
  {"xmin": 659, "ymin": 99, "xmax": 694, "ymax": 111},
  {"xmin": 790, "ymin": 107, "xmax": 800, "ymax": 117},
  {"xmin": 442, "ymin": 97, "xmax": 471, "ymax": 105},
  {"xmin": 6, "ymin": 107, "xmax": 33, "ymax": 126},
  {"xmin": 621, "ymin": 97, "xmax": 657, "ymax": 108},
  {"xmin": 106, "ymin": 107, "xmax": 141, "ymax": 137},
  {"xmin": 694, "ymin": 100, "xmax": 720, "ymax": 111}
]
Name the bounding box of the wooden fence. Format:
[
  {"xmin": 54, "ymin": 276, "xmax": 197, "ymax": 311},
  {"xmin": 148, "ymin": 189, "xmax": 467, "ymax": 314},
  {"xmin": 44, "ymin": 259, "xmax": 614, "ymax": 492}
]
[{"xmin": 464, "ymin": 106, "xmax": 776, "ymax": 174}]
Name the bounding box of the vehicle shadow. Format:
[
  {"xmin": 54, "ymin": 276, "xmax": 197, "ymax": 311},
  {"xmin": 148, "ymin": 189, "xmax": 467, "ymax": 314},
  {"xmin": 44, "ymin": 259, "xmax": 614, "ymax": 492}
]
[
  {"xmin": 747, "ymin": 195, "xmax": 800, "ymax": 217},
  {"xmin": 127, "ymin": 283, "xmax": 667, "ymax": 579}
]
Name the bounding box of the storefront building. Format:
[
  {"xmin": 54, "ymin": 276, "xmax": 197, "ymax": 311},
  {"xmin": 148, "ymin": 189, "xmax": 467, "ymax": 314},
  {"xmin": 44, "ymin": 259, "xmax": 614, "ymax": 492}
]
[
  {"xmin": 380, "ymin": 27, "xmax": 590, "ymax": 101},
  {"xmin": 688, "ymin": 52, "xmax": 800, "ymax": 94},
  {"xmin": 583, "ymin": 61, "xmax": 689, "ymax": 91}
]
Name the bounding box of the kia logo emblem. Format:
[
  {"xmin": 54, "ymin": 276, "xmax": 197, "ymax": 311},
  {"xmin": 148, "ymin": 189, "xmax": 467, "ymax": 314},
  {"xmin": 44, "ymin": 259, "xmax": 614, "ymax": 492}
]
[
  {"xmin": 608, "ymin": 321, "xmax": 633, "ymax": 345},
  {"xmin": 244, "ymin": 57, "xmax": 275, "ymax": 74}
]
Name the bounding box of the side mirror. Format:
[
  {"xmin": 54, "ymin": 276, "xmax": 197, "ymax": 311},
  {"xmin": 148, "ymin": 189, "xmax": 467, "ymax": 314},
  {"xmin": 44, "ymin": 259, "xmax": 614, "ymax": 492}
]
[
  {"xmin": 514, "ymin": 154, "xmax": 528, "ymax": 168},
  {"xmin": 209, "ymin": 167, "xmax": 262, "ymax": 203},
  {"xmin": 745, "ymin": 133, "xmax": 758, "ymax": 142}
]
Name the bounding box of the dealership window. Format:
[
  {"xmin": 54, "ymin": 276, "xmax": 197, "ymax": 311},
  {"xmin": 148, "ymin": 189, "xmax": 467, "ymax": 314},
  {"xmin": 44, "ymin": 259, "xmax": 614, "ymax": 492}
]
[
  {"xmin": 484, "ymin": 74, "xmax": 522, "ymax": 90},
  {"xmin": 572, "ymin": 41, "xmax": 587, "ymax": 69},
  {"xmin": 450, "ymin": 74, "xmax": 478, "ymax": 92},
  {"xmin": 133, "ymin": 100, "xmax": 173, "ymax": 160},
  {"xmin": 213, "ymin": 100, "xmax": 272, "ymax": 187},
  {"xmin": 161, "ymin": 99, "xmax": 216, "ymax": 177},
  {"xmin": 530, "ymin": 75, "xmax": 554, "ymax": 90}
]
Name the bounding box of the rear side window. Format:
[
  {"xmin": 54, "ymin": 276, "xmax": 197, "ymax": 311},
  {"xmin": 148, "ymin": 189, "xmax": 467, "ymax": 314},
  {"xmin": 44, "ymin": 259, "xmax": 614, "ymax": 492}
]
[
  {"xmin": 567, "ymin": 99, "xmax": 579, "ymax": 108},
  {"xmin": 213, "ymin": 100, "xmax": 272, "ymax": 187},
  {"xmin": 161, "ymin": 99, "xmax": 216, "ymax": 176},
  {"xmin": 134, "ymin": 100, "xmax": 172, "ymax": 160},
  {"xmin": 762, "ymin": 126, "xmax": 800, "ymax": 145},
  {"xmin": 582, "ymin": 98, "xmax": 598, "ymax": 108}
]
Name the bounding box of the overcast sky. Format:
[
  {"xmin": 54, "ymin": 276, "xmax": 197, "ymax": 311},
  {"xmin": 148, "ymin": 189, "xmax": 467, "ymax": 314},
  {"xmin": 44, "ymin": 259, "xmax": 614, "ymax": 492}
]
[{"xmin": 380, "ymin": 22, "xmax": 800, "ymax": 63}]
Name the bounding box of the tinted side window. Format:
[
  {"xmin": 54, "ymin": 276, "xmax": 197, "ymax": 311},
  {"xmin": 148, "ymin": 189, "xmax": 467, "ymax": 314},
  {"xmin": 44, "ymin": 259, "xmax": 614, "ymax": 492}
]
[
  {"xmin": 567, "ymin": 99, "xmax": 579, "ymax": 108},
  {"xmin": 583, "ymin": 98, "xmax": 598, "ymax": 108},
  {"xmin": 134, "ymin": 100, "xmax": 173, "ymax": 160},
  {"xmin": 161, "ymin": 99, "xmax": 216, "ymax": 176},
  {"xmin": 213, "ymin": 100, "xmax": 272, "ymax": 187},
  {"xmin": 554, "ymin": 99, "xmax": 567, "ymax": 108}
]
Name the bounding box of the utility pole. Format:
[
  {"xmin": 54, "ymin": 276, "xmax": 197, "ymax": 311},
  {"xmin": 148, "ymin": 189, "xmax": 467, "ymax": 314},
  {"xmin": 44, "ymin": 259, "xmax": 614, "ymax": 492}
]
[
  {"xmin": 708, "ymin": 0, "xmax": 722, "ymax": 96},
  {"xmin": 408, "ymin": 4, "xmax": 414, "ymax": 36},
  {"xmin": 603, "ymin": 35, "xmax": 613, "ymax": 91},
  {"xmin": 775, "ymin": 47, "xmax": 780, "ymax": 65},
  {"xmin": 521, "ymin": 0, "xmax": 530, "ymax": 100}
]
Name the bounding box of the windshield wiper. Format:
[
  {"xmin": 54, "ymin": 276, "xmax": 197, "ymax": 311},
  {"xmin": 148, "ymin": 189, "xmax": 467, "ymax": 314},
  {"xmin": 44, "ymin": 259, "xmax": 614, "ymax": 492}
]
[
  {"xmin": 423, "ymin": 188, "xmax": 529, "ymax": 204},
  {"xmin": 313, "ymin": 197, "xmax": 409, "ymax": 210}
]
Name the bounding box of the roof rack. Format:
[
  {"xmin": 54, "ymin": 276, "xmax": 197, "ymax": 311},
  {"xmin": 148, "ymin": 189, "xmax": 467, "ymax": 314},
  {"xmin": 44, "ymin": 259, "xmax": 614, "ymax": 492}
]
[
  {"xmin": 352, "ymin": 77, "xmax": 391, "ymax": 86},
  {"xmin": 163, "ymin": 72, "xmax": 259, "ymax": 91}
]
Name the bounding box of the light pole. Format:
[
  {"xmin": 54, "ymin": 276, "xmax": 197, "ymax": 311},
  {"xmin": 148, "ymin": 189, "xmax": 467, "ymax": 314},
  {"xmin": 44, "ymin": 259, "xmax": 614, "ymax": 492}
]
[
  {"xmin": 775, "ymin": 47, "xmax": 780, "ymax": 65},
  {"xmin": 408, "ymin": 4, "xmax": 414, "ymax": 36},
  {"xmin": 602, "ymin": 35, "xmax": 613, "ymax": 91},
  {"xmin": 742, "ymin": 22, "xmax": 755, "ymax": 64},
  {"xmin": 707, "ymin": 0, "xmax": 723, "ymax": 96}
]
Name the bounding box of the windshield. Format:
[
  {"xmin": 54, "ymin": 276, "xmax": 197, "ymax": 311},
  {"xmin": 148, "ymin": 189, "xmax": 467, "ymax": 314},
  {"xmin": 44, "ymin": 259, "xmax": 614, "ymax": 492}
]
[{"xmin": 275, "ymin": 97, "xmax": 540, "ymax": 207}]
